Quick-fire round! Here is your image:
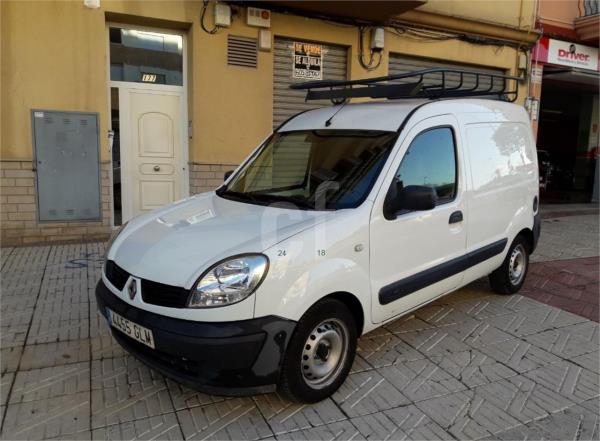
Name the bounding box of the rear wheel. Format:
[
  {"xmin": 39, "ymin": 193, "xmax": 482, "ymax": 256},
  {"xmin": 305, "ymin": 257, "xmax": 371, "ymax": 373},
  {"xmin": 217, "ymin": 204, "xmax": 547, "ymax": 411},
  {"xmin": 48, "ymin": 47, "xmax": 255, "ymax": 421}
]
[
  {"xmin": 489, "ymin": 235, "xmax": 530, "ymax": 295},
  {"xmin": 279, "ymin": 298, "xmax": 357, "ymax": 403}
]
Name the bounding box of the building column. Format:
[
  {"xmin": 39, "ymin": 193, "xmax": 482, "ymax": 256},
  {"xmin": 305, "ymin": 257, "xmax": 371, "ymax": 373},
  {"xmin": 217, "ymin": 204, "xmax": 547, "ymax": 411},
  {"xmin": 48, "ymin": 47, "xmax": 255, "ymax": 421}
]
[{"xmin": 528, "ymin": 62, "xmax": 544, "ymax": 140}]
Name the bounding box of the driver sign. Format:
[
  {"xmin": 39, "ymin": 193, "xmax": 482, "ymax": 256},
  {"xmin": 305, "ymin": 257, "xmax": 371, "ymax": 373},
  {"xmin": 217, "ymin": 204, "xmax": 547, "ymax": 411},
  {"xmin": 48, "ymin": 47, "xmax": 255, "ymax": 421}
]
[{"xmin": 293, "ymin": 42, "xmax": 322, "ymax": 80}]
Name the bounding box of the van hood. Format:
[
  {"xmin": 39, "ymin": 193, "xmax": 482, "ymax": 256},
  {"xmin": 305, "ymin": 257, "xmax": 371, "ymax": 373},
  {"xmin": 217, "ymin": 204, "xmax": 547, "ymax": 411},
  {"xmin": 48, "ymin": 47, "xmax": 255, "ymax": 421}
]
[{"xmin": 109, "ymin": 192, "xmax": 332, "ymax": 288}]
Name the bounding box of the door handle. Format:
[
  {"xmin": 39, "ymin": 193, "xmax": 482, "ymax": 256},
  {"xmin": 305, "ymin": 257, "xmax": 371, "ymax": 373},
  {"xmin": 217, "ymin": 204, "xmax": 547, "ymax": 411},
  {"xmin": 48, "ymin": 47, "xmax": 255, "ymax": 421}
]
[
  {"xmin": 153, "ymin": 165, "xmax": 161, "ymax": 172},
  {"xmin": 449, "ymin": 210, "xmax": 463, "ymax": 224}
]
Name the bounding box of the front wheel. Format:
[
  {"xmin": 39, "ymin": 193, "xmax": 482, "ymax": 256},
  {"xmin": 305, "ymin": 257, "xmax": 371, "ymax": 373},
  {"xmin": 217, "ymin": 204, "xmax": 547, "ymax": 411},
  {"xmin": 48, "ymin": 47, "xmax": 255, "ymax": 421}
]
[
  {"xmin": 489, "ymin": 235, "xmax": 530, "ymax": 295},
  {"xmin": 278, "ymin": 298, "xmax": 357, "ymax": 403}
]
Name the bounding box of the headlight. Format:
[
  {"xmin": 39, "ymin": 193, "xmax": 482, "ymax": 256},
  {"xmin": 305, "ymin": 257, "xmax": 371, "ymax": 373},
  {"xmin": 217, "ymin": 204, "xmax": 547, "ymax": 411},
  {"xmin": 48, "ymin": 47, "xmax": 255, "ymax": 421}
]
[
  {"xmin": 187, "ymin": 254, "xmax": 269, "ymax": 308},
  {"xmin": 105, "ymin": 221, "xmax": 128, "ymax": 259}
]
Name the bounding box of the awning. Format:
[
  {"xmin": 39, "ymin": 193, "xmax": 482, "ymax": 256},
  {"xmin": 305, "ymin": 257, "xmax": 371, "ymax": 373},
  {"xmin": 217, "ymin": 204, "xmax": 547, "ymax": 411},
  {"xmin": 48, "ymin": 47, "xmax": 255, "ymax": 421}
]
[{"xmin": 543, "ymin": 67, "xmax": 600, "ymax": 87}]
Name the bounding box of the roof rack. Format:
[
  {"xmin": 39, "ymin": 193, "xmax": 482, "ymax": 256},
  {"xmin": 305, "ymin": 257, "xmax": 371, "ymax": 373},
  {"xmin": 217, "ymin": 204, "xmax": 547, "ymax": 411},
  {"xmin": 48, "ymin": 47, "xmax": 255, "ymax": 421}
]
[{"xmin": 290, "ymin": 68, "xmax": 522, "ymax": 103}]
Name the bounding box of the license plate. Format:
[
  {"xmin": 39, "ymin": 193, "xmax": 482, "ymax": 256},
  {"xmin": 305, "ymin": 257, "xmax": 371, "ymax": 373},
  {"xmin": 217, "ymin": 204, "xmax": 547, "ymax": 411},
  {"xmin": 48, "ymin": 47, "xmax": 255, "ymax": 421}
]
[{"xmin": 107, "ymin": 308, "xmax": 155, "ymax": 349}]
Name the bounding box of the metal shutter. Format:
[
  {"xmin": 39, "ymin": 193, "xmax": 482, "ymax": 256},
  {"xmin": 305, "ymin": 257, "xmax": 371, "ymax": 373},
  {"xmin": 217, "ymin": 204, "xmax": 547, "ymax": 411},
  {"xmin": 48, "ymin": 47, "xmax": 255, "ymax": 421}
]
[
  {"xmin": 273, "ymin": 38, "xmax": 348, "ymax": 129},
  {"xmin": 388, "ymin": 54, "xmax": 506, "ymax": 97}
]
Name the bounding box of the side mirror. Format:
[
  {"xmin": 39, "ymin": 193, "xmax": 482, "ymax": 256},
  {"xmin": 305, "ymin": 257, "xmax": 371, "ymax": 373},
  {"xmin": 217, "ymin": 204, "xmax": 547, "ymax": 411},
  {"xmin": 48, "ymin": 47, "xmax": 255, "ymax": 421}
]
[
  {"xmin": 224, "ymin": 170, "xmax": 234, "ymax": 181},
  {"xmin": 399, "ymin": 185, "xmax": 438, "ymax": 211},
  {"xmin": 384, "ymin": 181, "xmax": 437, "ymax": 219}
]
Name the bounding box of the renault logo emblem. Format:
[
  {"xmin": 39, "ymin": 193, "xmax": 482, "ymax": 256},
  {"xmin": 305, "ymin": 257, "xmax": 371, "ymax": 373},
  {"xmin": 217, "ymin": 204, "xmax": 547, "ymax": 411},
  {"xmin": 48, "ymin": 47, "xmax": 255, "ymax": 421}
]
[{"xmin": 128, "ymin": 280, "xmax": 137, "ymax": 300}]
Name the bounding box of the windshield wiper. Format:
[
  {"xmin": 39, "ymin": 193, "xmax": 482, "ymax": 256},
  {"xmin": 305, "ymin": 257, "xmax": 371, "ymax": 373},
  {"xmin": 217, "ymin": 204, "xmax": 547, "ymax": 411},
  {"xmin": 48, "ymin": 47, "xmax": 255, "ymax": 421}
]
[
  {"xmin": 218, "ymin": 188, "xmax": 315, "ymax": 209},
  {"xmin": 250, "ymin": 192, "xmax": 315, "ymax": 209},
  {"xmin": 216, "ymin": 189, "xmax": 260, "ymax": 204}
]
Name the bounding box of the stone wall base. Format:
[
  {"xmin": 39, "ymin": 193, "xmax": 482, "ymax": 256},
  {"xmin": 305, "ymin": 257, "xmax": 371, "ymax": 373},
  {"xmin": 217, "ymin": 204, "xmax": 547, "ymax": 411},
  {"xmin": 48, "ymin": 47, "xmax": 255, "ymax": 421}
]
[
  {"xmin": 189, "ymin": 162, "xmax": 238, "ymax": 195},
  {"xmin": 1, "ymin": 160, "xmax": 239, "ymax": 246},
  {"xmin": 1, "ymin": 160, "xmax": 112, "ymax": 246}
]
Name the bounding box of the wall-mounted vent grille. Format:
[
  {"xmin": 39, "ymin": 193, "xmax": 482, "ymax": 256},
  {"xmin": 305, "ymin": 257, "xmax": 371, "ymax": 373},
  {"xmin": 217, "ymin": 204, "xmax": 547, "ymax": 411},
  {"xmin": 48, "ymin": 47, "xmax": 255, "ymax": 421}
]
[{"xmin": 227, "ymin": 35, "xmax": 257, "ymax": 68}]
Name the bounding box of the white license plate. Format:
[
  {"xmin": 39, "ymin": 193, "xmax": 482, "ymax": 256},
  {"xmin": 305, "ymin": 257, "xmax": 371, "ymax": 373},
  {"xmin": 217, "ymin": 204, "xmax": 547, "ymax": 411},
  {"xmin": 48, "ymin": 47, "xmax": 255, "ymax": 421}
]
[{"xmin": 108, "ymin": 308, "xmax": 155, "ymax": 349}]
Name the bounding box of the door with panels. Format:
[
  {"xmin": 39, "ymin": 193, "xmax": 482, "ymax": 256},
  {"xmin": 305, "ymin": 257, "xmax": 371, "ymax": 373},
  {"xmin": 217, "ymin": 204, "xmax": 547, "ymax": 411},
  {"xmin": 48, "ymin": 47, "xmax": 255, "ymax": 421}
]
[
  {"xmin": 119, "ymin": 88, "xmax": 184, "ymax": 220},
  {"xmin": 108, "ymin": 25, "xmax": 187, "ymax": 223}
]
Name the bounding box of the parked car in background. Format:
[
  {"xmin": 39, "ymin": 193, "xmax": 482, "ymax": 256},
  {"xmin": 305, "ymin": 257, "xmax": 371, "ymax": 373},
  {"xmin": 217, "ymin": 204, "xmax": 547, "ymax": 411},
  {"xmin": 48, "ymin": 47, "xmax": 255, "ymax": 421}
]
[{"xmin": 538, "ymin": 149, "xmax": 553, "ymax": 191}]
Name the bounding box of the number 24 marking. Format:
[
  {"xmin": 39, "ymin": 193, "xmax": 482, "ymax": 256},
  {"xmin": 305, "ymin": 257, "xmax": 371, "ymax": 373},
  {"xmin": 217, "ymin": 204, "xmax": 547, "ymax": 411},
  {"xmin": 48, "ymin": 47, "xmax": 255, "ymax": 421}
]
[{"xmin": 277, "ymin": 249, "xmax": 326, "ymax": 257}]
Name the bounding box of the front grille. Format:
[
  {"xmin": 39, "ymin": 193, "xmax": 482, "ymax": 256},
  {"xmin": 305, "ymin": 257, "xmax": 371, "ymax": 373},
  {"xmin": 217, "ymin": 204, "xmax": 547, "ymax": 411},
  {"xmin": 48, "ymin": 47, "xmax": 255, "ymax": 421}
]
[
  {"xmin": 141, "ymin": 279, "xmax": 189, "ymax": 308},
  {"xmin": 105, "ymin": 260, "xmax": 129, "ymax": 290},
  {"xmin": 105, "ymin": 260, "xmax": 188, "ymax": 308}
]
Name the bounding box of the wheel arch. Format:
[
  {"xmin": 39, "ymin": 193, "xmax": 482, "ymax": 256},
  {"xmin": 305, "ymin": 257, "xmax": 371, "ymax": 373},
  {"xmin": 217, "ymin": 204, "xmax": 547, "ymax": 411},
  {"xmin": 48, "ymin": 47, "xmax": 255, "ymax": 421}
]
[
  {"xmin": 515, "ymin": 227, "xmax": 534, "ymax": 253},
  {"xmin": 320, "ymin": 291, "xmax": 365, "ymax": 336}
]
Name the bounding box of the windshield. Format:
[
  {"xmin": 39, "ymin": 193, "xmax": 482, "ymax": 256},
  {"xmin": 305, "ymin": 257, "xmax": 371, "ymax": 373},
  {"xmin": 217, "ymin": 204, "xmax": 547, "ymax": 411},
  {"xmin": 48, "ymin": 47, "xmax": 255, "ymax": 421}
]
[{"xmin": 217, "ymin": 130, "xmax": 397, "ymax": 210}]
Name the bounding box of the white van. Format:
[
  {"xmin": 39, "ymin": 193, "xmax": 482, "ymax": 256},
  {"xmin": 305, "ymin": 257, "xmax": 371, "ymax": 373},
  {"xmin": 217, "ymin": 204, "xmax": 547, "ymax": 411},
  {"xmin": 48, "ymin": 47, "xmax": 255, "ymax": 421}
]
[{"xmin": 97, "ymin": 71, "xmax": 540, "ymax": 403}]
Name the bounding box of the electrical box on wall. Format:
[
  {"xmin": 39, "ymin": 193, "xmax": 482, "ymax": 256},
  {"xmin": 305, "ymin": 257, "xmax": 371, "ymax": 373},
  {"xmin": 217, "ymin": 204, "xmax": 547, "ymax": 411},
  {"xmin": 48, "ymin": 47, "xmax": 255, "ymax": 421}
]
[
  {"xmin": 258, "ymin": 29, "xmax": 271, "ymax": 51},
  {"xmin": 31, "ymin": 110, "xmax": 101, "ymax": 222},
  {"xmin": 247, "ymin": 7, "xmax": 271, "ymax": 28},
  {"xmin": 83, "ymin": 0, "xmax": 100, "ymax": 9},
  {"xmin": 518, "ymin": 53, "xmax": 528, "ymax": 70},
  {"xmin": 214, "ymin": 3, "xmax": 232, "ymax": 27},
  {"xmin": 371, "ymin": 28, "xmax": 385, "ymax": 51}
]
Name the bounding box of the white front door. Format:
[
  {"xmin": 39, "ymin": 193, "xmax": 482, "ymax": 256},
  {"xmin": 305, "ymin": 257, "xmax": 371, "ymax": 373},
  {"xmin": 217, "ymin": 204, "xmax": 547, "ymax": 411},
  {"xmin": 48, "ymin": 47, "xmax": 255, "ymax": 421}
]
[
  {"xmin": 370, "ymin": 115, "xmax": 468, "ymax": 323},
  {"xmin": 119, "ymin": 86, "xmax": 186, "ymax": 221}
]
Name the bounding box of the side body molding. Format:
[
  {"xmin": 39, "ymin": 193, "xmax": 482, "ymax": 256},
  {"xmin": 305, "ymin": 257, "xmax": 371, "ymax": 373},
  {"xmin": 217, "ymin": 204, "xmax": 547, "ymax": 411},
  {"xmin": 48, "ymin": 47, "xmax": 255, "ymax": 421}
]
[{"xmin": 379, "ymin": 238, "xmax": 508, "ymax": 305}]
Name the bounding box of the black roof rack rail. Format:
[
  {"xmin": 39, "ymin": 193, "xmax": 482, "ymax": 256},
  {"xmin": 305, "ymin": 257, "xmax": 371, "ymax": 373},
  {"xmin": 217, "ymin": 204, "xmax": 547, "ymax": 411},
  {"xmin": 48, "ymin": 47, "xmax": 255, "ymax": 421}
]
[{"xmin": 290, "ymin": 68, "xmax": 523, "ymax": 103}]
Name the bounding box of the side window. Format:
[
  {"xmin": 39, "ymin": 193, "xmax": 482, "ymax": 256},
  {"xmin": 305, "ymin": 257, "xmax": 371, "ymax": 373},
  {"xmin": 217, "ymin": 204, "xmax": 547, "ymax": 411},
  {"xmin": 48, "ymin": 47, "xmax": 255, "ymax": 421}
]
[{"xmin": 395, "ymin": 127, "xmax": 457, "ymax": 203}]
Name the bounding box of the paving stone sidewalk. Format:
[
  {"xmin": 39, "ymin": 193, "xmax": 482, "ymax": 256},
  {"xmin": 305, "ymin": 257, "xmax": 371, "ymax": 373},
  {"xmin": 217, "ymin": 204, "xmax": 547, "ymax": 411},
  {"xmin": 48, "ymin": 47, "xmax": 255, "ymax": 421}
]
[
  {"xmin": 531, "ymin": 214, "xmax": 598, "ymax": 263},
  {"xmin": 523, "ymin": 256, "xmax": 599, "ymax": 321},
  {"xmin": 0, "ymin": 215, "xmax": 598, "ymax": 440}
]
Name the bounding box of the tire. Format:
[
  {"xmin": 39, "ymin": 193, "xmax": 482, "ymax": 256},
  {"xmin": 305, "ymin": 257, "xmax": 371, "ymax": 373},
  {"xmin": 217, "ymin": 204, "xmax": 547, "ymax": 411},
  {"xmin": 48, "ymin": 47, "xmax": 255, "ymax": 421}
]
[
  {"xmin": 489, "ymin": 235, "xmax": 530, "ymax": 295},
  {"xmin": 278, "ymin": 298, "xmax": 357, "ymax": 403}
]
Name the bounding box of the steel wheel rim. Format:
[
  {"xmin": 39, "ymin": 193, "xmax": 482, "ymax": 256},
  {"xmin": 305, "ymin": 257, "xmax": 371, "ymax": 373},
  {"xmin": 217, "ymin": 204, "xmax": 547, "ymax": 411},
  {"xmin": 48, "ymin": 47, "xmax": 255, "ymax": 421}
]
[
  {"xmin": 301, "ymin": 318, "xmax": 349, "ymax": 389},
  {"xmin": 509, "ymin": 244, "xmax": 527, "ymax": 285}
]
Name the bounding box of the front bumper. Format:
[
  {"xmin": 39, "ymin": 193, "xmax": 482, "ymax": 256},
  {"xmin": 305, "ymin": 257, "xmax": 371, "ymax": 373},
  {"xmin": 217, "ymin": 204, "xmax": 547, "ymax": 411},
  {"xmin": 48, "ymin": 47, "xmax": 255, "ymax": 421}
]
[{"xmin": 95, "ymin": 280, "xmax": 296, "ymax": 396}]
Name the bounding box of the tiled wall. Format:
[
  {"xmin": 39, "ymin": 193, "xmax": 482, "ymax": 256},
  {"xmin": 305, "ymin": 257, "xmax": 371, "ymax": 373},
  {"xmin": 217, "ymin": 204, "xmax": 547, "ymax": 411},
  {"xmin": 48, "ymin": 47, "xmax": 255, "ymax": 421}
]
[
  {"xmin": 0, "ymin": 161, "xmax": 240, "ymax": 246},
  {"xmin": 0, "ymin": 161, "xmax": 112, "ymax": 246},
  {"xmin": 189, "ymin": 162, "xmax": 237, "ymax": 195}
]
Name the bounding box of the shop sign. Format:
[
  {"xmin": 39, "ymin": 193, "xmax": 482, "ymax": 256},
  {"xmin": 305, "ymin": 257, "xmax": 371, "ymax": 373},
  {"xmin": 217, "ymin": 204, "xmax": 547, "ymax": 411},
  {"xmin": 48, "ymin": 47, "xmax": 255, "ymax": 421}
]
[
  {"xmin": 533, "ymin": 37, "xmax": 599, "ymax": 71},
  {"xmin": 531, "ymin": 66, "xmax": 543, "ymax": 84},
  {"xmin": 293, "ymin": 42, "xmax": 322, "ymax": 80}
]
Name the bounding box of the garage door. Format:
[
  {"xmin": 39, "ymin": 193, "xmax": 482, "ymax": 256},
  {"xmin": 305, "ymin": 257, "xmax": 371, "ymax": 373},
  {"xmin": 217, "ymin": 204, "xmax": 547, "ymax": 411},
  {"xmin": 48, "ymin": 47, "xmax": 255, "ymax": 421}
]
[
  {"xmin": 273, "ymin": 38, "xmax": 348, "ymax": 129},
  {"xmin": 388, "ymin": 54, "xmax": 506, "ymax": 97}
]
